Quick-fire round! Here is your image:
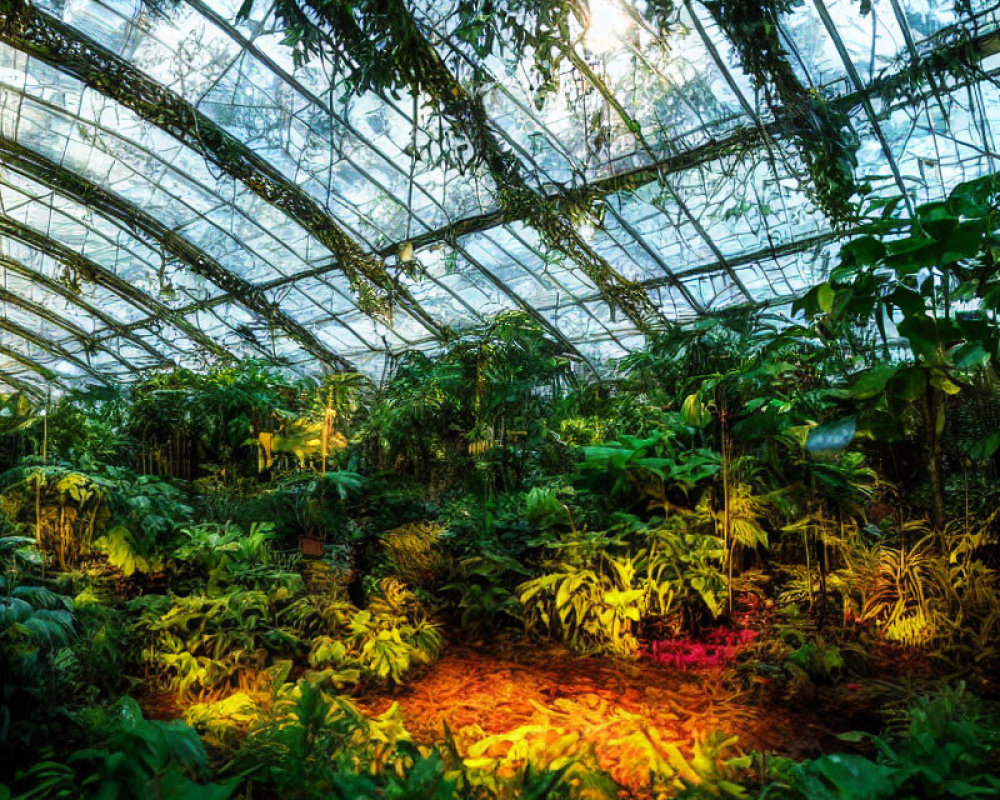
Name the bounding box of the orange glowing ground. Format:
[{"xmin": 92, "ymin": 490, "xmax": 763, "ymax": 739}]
[{"xmin": 356, "ymin": 640, "xmax": 871, "ymax": 794}]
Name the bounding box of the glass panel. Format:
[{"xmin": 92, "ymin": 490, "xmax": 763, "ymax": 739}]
[{"xmin": 0, "ymin": 0, "xmax": 996, "ymax": 386}]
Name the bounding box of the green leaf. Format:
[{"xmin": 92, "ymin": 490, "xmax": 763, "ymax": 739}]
[
  {"xmin": 947, "ymin": 174, "xmax": 999, "ymax": 217},
  {"xmin": 884, "ymin": 236, "xmax": 941, "ymax": 274},
  {"xmin": 963, "ymin": 429, "xmax": 1000, "ymax": 460},
  {"xmin": 839, "ymin": 235, "xmax": 886, "ymax": 269},
  {"xmin": 787, "ymin": 643, "xmax": 816, "ymax": 671},
  {"xmin": 897, "ymin": 315, "xmax": 942, "ymax": 360},
  {"xmin": 849, "ymin": 365, "xmax": 900, "ymax": 399},
  {"xmin": 951, "ymin": 341, "xmax": 990, "ymax": 369},
  {"xmin": 95, "ymin": 527, "xmax": 154, "ymax": 577},
  {"xmin": 917, "ymin": 200, "xmax": 959, "ymax": 239},
  {"xmin": 891, "ymin": 367, "xmax": 927, "ymax": 402},
  {"xmin": 681, "ymin": 393, "xmax": 712, "ymax": 428},
  {"xmin": 821, "ymin": 644, "xmax": 845, "ymax": 673},
  {"xmin": 941, "ymin": 220, "xmax": 987, "ymax": 263},
  {"xmin": 817, "ymin": 282, "xmax": 835, "ymax": 313},
  {"xmin": 801, "ymin": 753, "xmax": 894, "ymax": 797},
  {"xmin": 930, "ymin": 369, "xmax": 961, "ymax": 396},
  {"xmin": 888, "ymin": 286, "xmax": 925, "ymax": 316}
]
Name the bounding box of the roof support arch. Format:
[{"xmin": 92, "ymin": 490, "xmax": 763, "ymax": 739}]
[
  {"xmin": 0, "ymin": 3, "xmax": 444, "ymax": 339},
  {"xmin": 0, "ymin": 214, "xmax": 231, "ymax": 361},
  {"xmin": 0, "ymin": 253, "xmax": 170, "ymax": 364},
  {"xmin": 0, "ymin": 283, "xmax": 138, "ymax": 374},
  {"xmin": 0, "ymin": 135, "xmax": 355, "ymax": 372},
  {"xmin": 0, "ymin": 363, "xmax": 50, "ymax": 397},
  {"xmin": 0, "ymin": 314, "xmax": 112, "ymax": 386},
  {"xmin": 260, "ymin": 22, "xmax": 998, "ymax": 293},
  {"xmin": 0, "ymin": 341, "xmax": 66, "ymax": 391},
  {"xmin": 182, "ymin": 0, "xmax": 600, "ymax": 370}
]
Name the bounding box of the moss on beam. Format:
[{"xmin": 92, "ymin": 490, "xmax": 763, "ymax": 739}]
[
  {"xmin": 0, "ymin": 253, "xmax": 170, "ymax": 365},
  {"xmin": 0, "ymin": 214, "xmax": 230, "ymax": 361},
  {"xmin": 0, "ymin": 283, "xmax": 136, "ymax": 374},
  {"xmin": 0, "ymin": 3, "xmax": 443, "ymax": 339},
  {"xmin": 230, "ymin": 22, "xmax": 997, "ymax": 306},
  {"xmin": 272, "ymin": 0, "xmax": 663, "ymax": 329},
  {"xmin": 0, "ymin": 312, "xmax": 111, "ymax": 387},
  {"xmin": 0, "ymin": 136, "xmax": 355, "ymax": 372}
]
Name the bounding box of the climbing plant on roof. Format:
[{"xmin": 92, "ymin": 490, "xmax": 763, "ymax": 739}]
[
  {"xmin": 451, "ymin": 0, "xmax": 585, "ymax": 108},
  {"xmin": 644, "ymin": 0, "xmax": 861, "ymax": 225},
  {"xmin": 869, "ymin": 22, "xmax": 984, "ymax": 108},
  {"xmin": 795, "ymin": 171, "xmax": 1000, "ymax": 528},
  {"xmin": 0, "ymin": 2, "xmax": 448, "ymax": 334},
  {"xmin": 237, "ymin": 0, "xmax": 660, "ymax": 329}
]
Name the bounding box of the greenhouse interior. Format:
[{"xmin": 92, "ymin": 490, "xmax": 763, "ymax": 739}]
[{"xmin": 2, "ymin": 0, "xmax": 1000, "ymax": 796}]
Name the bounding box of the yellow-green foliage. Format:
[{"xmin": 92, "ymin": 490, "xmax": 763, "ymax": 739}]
[
  {"xmin": 843, "ymin": 526, "xmax": 1000, "ymax": 653},
  {"xmin": 3, "ymin": 468, "xmax": 111, "ymax": 570},
  {"xmin": 519, "ymin": 525, "xmax": 728, "ymax": 655},
  {"xmin": 557, "ymin": 416, "xmax": 609, "ymax": 446},
  {"xmin": 185, "ymin": 680, "xmax": 420, "ymax": 783},
  {"xmin": 141, "ymin": 579, "xmax": 442, "ymax": 698},
  {"xmin": 885, "ymin": 609, "xmax": 936, "ymax": 647},
  {"xmin": 518, "ymin": 554, "xmax": 673, "ymax": 657},
  {"xmin": 455, "ymin": 717, "xmax": 748, "ymax": 799},
  {"xmin": 293, "ymin": 578, "xmax": 444, "ymax": 688},
  {"xmin": 186, "ymin": 680, "xmax": 411, "ymax": 757},
  {"xmin": 382, "ymin": 521, "xmax": 446, "ymax": 585}
]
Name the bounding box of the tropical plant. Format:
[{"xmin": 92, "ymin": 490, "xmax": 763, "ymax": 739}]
[
  {"xmin": 519, "ymin": 551, "xmax": 673, "ymax": 656},
  {"xmin": 304, "ymin": 579, "xmax": 444, "ymax": 688},
  {"xmin": 365, "ymin": 312, "xmax": 572, "ymax": 490},
  {"xmin": 646, "ymin": 522, "xmax": 729, "ymax": 630},
  {"xmin": 764, "ymin": 685, "xmax": 1000, "ymax": 799},
  {"xmin": 0, "ymin": 566, "xmax": 74, "ymax": 741},
  {"xmin": 442, "ymin": 553, "xmax": 530, "ymax": 637},
  {"xmin": 170, "ymin": 521, "xmax": 285, "ymax": 591},
  {"xmin": 381, "ymin": 521, "xmax": 446, "ymax": 586},
  {"xmin": 267, "ymin": 470, "xmax": 365, "ymax": 547},
  {"xmin": 137, "ymin": 586, "xmax": 299, "ymax": 698},
  {"xmin": 0, "ymin": 464, "xmax": 112, "ymax": 570},
  {"xmin": 796, "ymin": 174, "xmax": 1000, "ymax": 529},
  {"xmin": 31, "ymin": 388, "xmax": 132, "ymax": 469},
  {"xmin": 576, "ymin": 431, "xmax": 720, "ymax": 514},
  {"xmin": 524, "ymin": 487, "xmax": 574, "ymax": 531},
  {"xmin": 129, "ymin": 362, "xmax": 301, "ymax": 479},
  {"xmin": 89, "ymin": 472, "xmax": 193, "ymax": 578},
  {"xmin": 206, "ymin": 680, "xmax": 458, "ymax": 799},
  {"xmin": 13, "ymin": 697, "xmax": 236, "ymax": 800}
]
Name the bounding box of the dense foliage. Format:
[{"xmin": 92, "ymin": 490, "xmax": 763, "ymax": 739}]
[
  {"xmin": 4, "ymin": 102, "xmax": 1000, "ymax": 800},
  {"xmin": 2, "ymin": 247, "xmax": 999, "ymax": 795}
]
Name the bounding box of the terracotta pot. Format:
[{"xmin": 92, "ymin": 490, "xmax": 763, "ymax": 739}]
[{"xmin": 300, "ymin": 536, "xmax": 324, "ymax": 557}]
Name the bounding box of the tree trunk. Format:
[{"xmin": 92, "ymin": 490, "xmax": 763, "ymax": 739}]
[
  {"xmin": 721, "ymin": 401, "xmax": 733, "ymax": 615},
  {"xmin": 923, "ymin": 382, "xmax": 946, "ymax": 531}
]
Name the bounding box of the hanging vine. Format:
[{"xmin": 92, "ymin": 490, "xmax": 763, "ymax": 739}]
[
  {"xmin": 867, "ymin": 22, "xmax": 985, "ymax": 108},
  {"xmin": 0, "ymin": 135, "xmax": 354, "ymax": 370},
  {"xmin": 229, "ymin": 4, "xmax": 992, "ymax": 275},
  {"xmin": 645, "ymin": 0, "xmax": 861, "ymax": 226},
  {"xmin": 450, "ymin": 0, "xmax": 585, "ymax": 109},
  {"xmin": 0, "ymin": 2, "xmax": 448, "ymax": 333},
  {"xmin": 14, "ymin": 0, "xmax": 989, "ymax": 336},
  {"xmin": 238, "ymin": 0, "xmax": 660, "ymax": 328},
  {"xmin": 0, "ymin": 214, "xmax": 231, "ymax": 361}
]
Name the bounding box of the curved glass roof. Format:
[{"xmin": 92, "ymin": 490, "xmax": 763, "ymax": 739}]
[{"xmin": 0, "ymin": 0, "xmax": 997, "ymax": 392}]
